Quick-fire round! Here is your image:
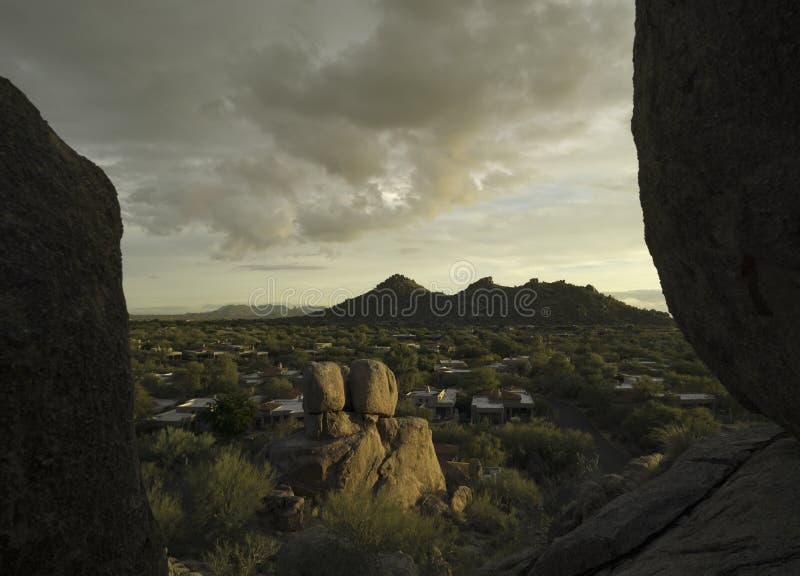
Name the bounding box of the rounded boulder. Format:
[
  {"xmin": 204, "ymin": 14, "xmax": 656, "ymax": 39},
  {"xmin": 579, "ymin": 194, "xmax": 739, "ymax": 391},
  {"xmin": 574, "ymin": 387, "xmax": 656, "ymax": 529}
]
[
  {"xmin": 349, "ymin": 359, "xmax": 398, "ymax": 417},
  {"xmin": 302, "ymin": 361, "xmax": 346, "ymax": 414}
]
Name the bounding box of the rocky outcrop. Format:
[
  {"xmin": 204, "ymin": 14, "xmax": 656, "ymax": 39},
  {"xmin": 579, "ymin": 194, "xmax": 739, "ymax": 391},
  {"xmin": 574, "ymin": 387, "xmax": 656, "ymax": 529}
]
[
  {"xmin": 350, "ymin": 359, "xmax": 399, "ymax": 417},
  {"xmin": 549, "ymin": 456, "xmax": 661, "ymax": 540},
  {"xmin": 275, "ymin": 526, "xmax": 418, "ymax": 576},
  {"xmin": 633, "ymin": 2, "xmax": 800, "ymax": 438},
  {"xmin": 0, "ymin": 77, "xmax": 165, "ymax": 574},
  {"xmin": 264, "ymin": 485, "xmax": 306, "ymax": 532},
  {"xmin": 302, "ymin": 361, "xmax": 346, "ymax": 413},
  {"xmin": 271, "ymin": 359, "xmax": 444, "ymax": 506},
  {"xmin": 270, "ymin": 416, "xmax": 445, "ymax": 508},
  {"xmin": 530, "ymin": 426, "xmax": 795, "ymax": 576}
]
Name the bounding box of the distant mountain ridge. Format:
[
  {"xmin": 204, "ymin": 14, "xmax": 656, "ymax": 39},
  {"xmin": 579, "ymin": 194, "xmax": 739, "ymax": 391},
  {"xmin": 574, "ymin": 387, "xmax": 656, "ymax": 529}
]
[
  {"xmin": 320, "ymin": 274, "xmax": 672, "ymax": 325},
  {"xmin": 130, "ymin": 303, "xmax": 313, "ymax": 321},
  {"xmin": 130, "ymin": 275, "xmax": 671, "ymax": 325}
]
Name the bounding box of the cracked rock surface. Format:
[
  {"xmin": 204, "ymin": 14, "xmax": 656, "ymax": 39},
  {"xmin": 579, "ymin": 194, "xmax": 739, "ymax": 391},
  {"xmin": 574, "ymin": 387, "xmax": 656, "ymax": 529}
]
[{"xmin": 529, "ymin": 426, "xmax": 799, "ymax": 576}]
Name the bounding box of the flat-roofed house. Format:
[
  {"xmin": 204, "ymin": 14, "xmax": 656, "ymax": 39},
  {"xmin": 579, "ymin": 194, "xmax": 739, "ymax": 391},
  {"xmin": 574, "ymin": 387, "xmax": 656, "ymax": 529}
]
[
  {"xmin": 471, "ymin": 389, "xmax": 534, "ymax": 424},
  {"xmin": 406, "ymin": 387, "xmax": 458, "ymax": 420},
  {"xmin": 175, "ymin": 397, "xmax": 217, "ymax": 414}
]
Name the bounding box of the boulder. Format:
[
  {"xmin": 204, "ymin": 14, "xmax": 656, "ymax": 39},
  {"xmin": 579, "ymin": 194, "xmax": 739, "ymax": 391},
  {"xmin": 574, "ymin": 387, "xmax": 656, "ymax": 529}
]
[
  {"xmin": 305, "ymin": 411, "xmax": 363, "ymax": 440},
  {"xmin": 349, "ymin": 359, "xmax": 398, "ymax": 416},
  {"xmin": 450, "ymin": 485, "xmax": 474, "ymax": 515},
  {"xmin": 270, "ymin": 416, "xmax": 446, "ymax": 508},
  {"xmin": 302, "ymin": 361, "xmax": 346, "ymax": 413},
  {"xmin": 275, "ymin": 526, "xmax": 418, "ymax": 576},
  {"xmin": 374, "ymin": 417, "xmax": 448, "ymax": 506},
  {"xmin": 264, "ymin": 486, "xmax": 305, "ymax": 532},
  {"xmin": 529, "ymin": 425, "xmax": 787, "ymax": 576},
  {"xmin": 633, "ymin": 1, "xmax": 800, "ymax": 438},
  {"xmin": 0, "ymin": 77, "xmax": 165, "ymax": 575}
]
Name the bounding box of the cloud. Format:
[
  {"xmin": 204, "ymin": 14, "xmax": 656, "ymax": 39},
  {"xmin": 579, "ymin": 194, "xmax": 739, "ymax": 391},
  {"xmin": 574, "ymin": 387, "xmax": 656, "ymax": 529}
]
[
  {"xmin": 2, "ymin": 0, "xmax": 637, "ymax": 259},
  {"xmin": 235, "ymin": 264, "xmax": 328, "ymax": 272}
]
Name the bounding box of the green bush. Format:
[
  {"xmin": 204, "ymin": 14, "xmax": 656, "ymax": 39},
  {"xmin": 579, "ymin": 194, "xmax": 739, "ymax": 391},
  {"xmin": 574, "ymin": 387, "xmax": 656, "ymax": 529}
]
[
  {"xmin": 146, "ymin": 480, "xmax": 184, "ymax": 542},
  {"xmin": 431, "ymin": 422, "xmax": 473, "ymax": 445},
  {"xmin": 203, "ymin": 534, "xmax": 280, "ymax": 576},
  {"xmin": 140, "ymin": 428, "xmax": 217, "ymax": 472},
  {"xmin": 495, "ymin": 419, "xmax": 596, "ymax": 483},
  {"xmin": 187, "ymin": 446, "xmax": 276, "ymax": 541},
  {"xmin": 202, "ymin": 391, "xmax": 257, "ymax": 439},
  {"xmin": 480, "ymin": 469, "xmax": 542, "ymax": 516},
  {"xmin": 466, "ymin": 493, "xmax": 513, "ymax": 534},
  {"xmin": 463, "ymin": 432, "xmax": 507, "ymax": 467},
  {"xmin": 320, "ymin": 488, "xmax": 452, "ymax": 571},
  {"xmin": 395, "ymin": 398, "xmax": 433, "ymax": 420}
]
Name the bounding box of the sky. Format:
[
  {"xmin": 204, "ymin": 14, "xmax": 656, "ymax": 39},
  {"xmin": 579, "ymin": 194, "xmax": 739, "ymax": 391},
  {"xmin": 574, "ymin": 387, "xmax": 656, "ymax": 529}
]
[{"xmin": 0, "ymin": 0, "xmax": 667, "ymax": 313}]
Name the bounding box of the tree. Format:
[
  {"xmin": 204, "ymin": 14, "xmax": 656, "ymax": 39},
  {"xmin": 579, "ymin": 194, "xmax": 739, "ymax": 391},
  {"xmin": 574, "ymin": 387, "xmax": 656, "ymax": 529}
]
[
  {"xmin": 187, "ymin": 446, "xmax": 275, "ymax": 540},
  {"xmin": 206, "ymin": 355, "xmax": 239, "ymax": 394},
  {"xmin": 174, "ymin": 361, "xmax": 205, "ymax": 397},
  {"xmin": 465, "ymin": 366, "xmax": 500, "ymax": 393},
  {"xmin": 464, "ymin": 432, "xmax": 507, "ymax": 466},
  {"xmin": 202, "ymin": 392, "xmax": 256, "ymax": 439},
  {"xmin": 133, "ymin": 382, "xmax": 155, "ymax": 421}
]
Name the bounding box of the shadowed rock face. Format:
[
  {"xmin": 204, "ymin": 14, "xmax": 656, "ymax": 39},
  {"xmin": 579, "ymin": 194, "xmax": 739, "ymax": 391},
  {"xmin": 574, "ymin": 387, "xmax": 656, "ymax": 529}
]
[
  {"xmin": 0, "ymin": 78, "xmax": 166, "ymax": 575},
  {"xmin": 633, "ymin": 2, "xmax": 800, "ymax": 438}
]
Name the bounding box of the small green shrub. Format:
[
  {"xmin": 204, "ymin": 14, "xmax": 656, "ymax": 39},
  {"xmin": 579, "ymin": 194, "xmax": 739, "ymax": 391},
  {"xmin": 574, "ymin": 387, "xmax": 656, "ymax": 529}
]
[
  {"xmin": 320, "ymin": 488, "xmax": 452, "ymax": 570},
  {"xmin": 203, "ymin": 534, "xmax": 281, "ymax": 576},
  {"xmin": 146, "ymin": 480, "xmax": 184, "ymax": 542},
  {"xmin": 187, "ymin": 446, "xmax": 276, "ymax": 540}
]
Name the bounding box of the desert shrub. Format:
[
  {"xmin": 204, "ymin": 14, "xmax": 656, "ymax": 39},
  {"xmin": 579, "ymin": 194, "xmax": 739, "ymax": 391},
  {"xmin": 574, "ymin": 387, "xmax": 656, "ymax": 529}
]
[
  {"xmin": 475, "ymin": 469, "xmax": 550, "ymax": 552},
  {"xmin": 495, "ymin": 419, "xmax": 596, "ymax": 483},
  {"xmin": 187, "ymin": 446, "xmax": 276, "ymax": 541},
  {"xmin": 320, "ymin": 488, "xmax": 452, "ymax": 570},
  {"xmin": 431, "ymin": 422, "xmax": 473, "ymax": 445},
  {"xmin": 463, "ymin": 432, "xmax": 507, "ymax": 467},
  {"xmin": 649, "ymin": 422, "xmax": 694, "ymax": 463},
  {"xmin": 481, "ymin": 469, "xmax": 542, "ymax": 516},
  {"xmin": 146, "ymin": 480, "xmax": 184, "ymax": 542},
  {"xmin": 649, "ymin": 409, "xmax": 720, "ymax": 464},
  {"xmin": 202, "ymin": 391, "xmax": 257, "ymax": 439},
  {"xmin": 622, "ymin": 402, "xmax": 720, "ymax": 452},
  {"xmin": 395, "ymin": 398, "xmax": 433, "ymax": 420},
  {"xmin": 621, "ymin": 401, "xmax": 684, "ymax": 451},
  {"xmin": 466, "ymin": 493, "xmax": 513, "ymax": 534},
  {"xmin": 203, "ymin": 534, "xmax": 280, "ymax": 576},
  {"xmin": 680, "ymin": 407, "xmax": 721, "ymax": 437},
  {"xmin": 140, "ymin": 428, "xmax": 217, "ymax": 473}
]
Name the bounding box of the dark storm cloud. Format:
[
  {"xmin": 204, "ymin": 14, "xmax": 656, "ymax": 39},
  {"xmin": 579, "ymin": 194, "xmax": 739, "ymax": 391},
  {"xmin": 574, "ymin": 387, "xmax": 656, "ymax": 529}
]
[{"xmin": 1, "ymin": 0, "xmax": 635, "ymax": 258}]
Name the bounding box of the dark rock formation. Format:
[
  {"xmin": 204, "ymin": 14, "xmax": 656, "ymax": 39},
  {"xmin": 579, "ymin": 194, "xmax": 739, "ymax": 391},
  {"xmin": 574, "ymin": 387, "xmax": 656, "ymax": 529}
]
[
  {"xmin": 633, "ymin": 2, "xmax": 800, "ymax": 437},
  {"xmin": 0, "ymin": 77, "xmax": 165, "ymax": 575},
  {"xmin": 530, "ymin": 426, "xmax": 794, "ymax": 576}
]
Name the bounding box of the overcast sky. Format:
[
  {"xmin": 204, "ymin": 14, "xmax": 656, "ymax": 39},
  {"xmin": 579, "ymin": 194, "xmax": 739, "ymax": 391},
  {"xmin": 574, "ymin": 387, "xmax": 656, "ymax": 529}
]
[{"xmin": 1, "ymin": 0, "xmax": 667, "ymax": 312}]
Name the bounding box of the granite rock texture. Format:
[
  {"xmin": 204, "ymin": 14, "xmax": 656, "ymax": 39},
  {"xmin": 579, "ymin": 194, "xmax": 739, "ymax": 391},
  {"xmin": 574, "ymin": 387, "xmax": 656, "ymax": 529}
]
[
  {"xmin": 633, "ymin": 1, "xmax": 800, "ymax": 437},
  {"xmin": 0, "ymin": 77, "xmax": 165, "ymax": 575}
]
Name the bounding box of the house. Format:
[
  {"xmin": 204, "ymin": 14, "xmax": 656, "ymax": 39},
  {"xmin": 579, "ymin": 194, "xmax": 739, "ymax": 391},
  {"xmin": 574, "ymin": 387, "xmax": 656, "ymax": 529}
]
[
  {"xmin": 435, "ymin": 359, "xmax": 469, "ymax": 372},
  {"xmin": 151, "ymin": 409, "xmax": 194, "ymax": 428},
  {"xmin": 406, "ymin": 387, "xmax": 458, "ymax": 420},
  {"xmin": 175, "ymin": 397, "xmax": 216, "ymax": 414},
  {"xmin": 259, "ymin": 396, "xmax": 305, "ymax": 425},
  {"xmin": 240, "ymin": 372, "xmax": 266, "ymax": 387},
  {"xmin": 659, "ymin": 392, "xmax": 717, "ymax": 413},
  {"xmin": 470, "ymin": 389, "xmax": 534, "ymax": 424},
  {"xmin": 182, "ymin": 349, "xmax": 224, "ymax": 361}
]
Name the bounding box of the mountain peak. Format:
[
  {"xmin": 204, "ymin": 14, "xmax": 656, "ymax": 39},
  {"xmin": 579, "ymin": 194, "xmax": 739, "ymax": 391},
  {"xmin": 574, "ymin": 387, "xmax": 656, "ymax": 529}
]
[{"xmin": 374, "ymin": 274, "xmax": 426, "ymax": 294}]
